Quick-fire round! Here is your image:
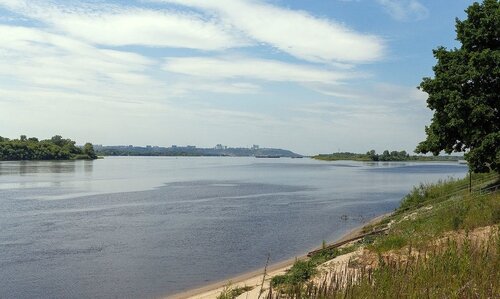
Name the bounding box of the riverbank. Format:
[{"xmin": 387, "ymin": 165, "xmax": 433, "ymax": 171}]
[{"xmin": 167, "ymin": 213, "xmax": 392, "ymax": 299}]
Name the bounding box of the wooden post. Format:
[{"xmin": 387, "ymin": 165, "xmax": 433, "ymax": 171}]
[{"xmin": 469, "ymin": 170, "xmax": 472, "ymax": 193}]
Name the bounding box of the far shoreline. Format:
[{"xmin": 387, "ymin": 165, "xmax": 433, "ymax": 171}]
[{"xmin": 166, "ymin": 212, "xmax": 392, "ymax": 299}]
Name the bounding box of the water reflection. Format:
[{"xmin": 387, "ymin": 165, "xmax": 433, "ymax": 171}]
[
  {"xmin": 83, "ymin": 160, "xmax": 94, "ymax": 174},
  {"xmin": 0, "ymin": 160, "xmax": 79, "ymax": 175}
]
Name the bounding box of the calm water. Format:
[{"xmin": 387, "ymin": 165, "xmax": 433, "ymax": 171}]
[{"xmin": 0, "ymin": 157, "xmax": 467, "ymax": 299}]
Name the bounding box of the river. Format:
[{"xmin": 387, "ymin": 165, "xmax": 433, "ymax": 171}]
[{"xmin": 0, "ymin": 157, "xmax": 467, "ymax": 298}]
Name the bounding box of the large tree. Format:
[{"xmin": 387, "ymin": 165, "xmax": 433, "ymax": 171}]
[{"xmin": 416, "ymin": 0, "xmax": 499, "ymax": 173}]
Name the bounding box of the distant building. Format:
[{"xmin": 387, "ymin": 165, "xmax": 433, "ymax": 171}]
[{"xmin": 215, "ymin": 144, "xmax": 227, "ymax": 150}]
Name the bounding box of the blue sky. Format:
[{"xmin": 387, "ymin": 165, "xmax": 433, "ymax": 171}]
[{"xmin": 0, "ymin": 0, "xmax": 474, "ymax": 155}]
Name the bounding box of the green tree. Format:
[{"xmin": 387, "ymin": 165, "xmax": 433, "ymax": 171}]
[
  {"xmin": 367, "ymin": 149, "xmax": 379, "ymax": 161},
  {"xmin": 416, "ymin": 0, "xmax": 499, "ymax": 173},
  {"xmin": 83, "ymin": 143, "xmax": 97, "ymax": 159},
  {"xmin": 50, "ymin": 135, "xmax": 65, "ymax": 146}
]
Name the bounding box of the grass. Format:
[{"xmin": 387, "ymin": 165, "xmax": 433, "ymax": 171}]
[
  {"xmin": 397, "ymin": 172, "xmax": 495, "ymax": 213},
  {"xmin": 264, "ymin": 171, "xmax": 500, "ymax": 298},
  {"xmin": 270, "ymin": 246, "xmax": 356, "ymax": 289},
  {"xmin": 216, "ymin": 283, "xmax": 253, "ymax": 299}
]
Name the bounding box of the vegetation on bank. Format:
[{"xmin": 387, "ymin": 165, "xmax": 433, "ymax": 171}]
[
  {"xmin": 313, "ymin": 150, "xmax": 462, "ymax": 162},
  {"xmin": 0, "ymin": 135, "xmax": 97, "ymax": 161},
  {"xmin": 217, "ymin": 284, "xmax": 253, "ymax": 299},
  {"xmin": 265, "ymin": 172, "xmax": 499, "ymax": 298}
]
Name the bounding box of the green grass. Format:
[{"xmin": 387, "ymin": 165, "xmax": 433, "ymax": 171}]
[
  {"xmin": 397, "ymin": 172, "xmax": 495, "ymax": 214},
  {"xmin": 371, "ymin": 173, "xmax": 499, "ymax": 252}
]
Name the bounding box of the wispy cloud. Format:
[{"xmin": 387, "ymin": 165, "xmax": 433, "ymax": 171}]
[
  {"xmin": 163, "ymin": 56, "xmax": 359, "ymax": 84},
  {"xmin": 154, "ymin": 0, "xmax": 385, "ymax": 63},
  {"xmin": 170, "ymin": 81, "xmax": 262, "ymax": 95},
  {"xmin": 376, "ymin": 0, "xmax": 429, "ymax": 21}
]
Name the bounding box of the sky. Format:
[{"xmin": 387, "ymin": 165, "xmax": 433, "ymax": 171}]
[{"xmin": 0, "ymin": 0, "xmax": 475, "ymax": 155}]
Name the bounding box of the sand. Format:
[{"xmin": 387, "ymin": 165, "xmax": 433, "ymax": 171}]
[{"xmin": 166, "ymin": 213, "xmax": 391, "ymax": 299}]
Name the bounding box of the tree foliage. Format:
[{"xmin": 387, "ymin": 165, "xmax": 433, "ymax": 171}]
[
  {"xmin": 83, "ymin": 142, "xmax": 97, "ymax": 159},
  {"xmin": 416, "ymin": 0, "xmax": 500, "ymax": 172},
  {"xmin": 0, "ymin": 135, "xmax": 97, "ymax": 161}
]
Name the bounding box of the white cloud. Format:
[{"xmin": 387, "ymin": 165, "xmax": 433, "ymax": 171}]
[
  {"xmin": 163, "ymin": 56, "xmax": 358, "ymax": 84},
  {"xmin": 0, "ymin": 24, "xmax": 167, "ymax": 104},
  {"xmin": 0, "ymin": 0, "xmax": 248, "ymax": 50},
  {"xmin": 154, "ymin": 0, "xmax": 385, "ymax": 63},
  {"xmin": 0, "ymin": 0, "xmax": 384, "ymax": 93},
  {"xmin": 376, "ymin": 0, "xmax": 429, "ymax": 21}
]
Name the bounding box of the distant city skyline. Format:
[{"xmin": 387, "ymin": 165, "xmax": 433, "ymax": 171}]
[{"xmin": 0, "ymin": 0, "xmax": 474, "ymax": 155}]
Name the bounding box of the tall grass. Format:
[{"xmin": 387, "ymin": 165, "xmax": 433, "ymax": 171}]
[
  {"xmin": 372, "ymin": 176, "xmax": 500, "ymax": 252},
  {"xmin": 271, "ymin": 246, "xmax": 356, "ymax": 288}
]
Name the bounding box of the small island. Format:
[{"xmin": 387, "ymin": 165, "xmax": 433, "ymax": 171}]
[
  {"xmin": 0, "ymin": 135, "xmax": 97, "ymax": 161},
  {"xmin": 313, "ymin": 150, "xmax": 462, "ymax": 162}
]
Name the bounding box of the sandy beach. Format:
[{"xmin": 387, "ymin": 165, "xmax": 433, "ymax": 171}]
[{"xmin": 166, "ymin": 213, "xmax": 390, "ymax": 299}]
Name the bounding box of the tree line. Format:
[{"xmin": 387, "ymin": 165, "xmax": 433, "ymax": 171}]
[
  {"xmin": 0, "ymin": 135, "xmax": 97, "ymax": 161},
  {"xmin": 366, "ymin": 150, "xmax": 411, "ymax": 161}
]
